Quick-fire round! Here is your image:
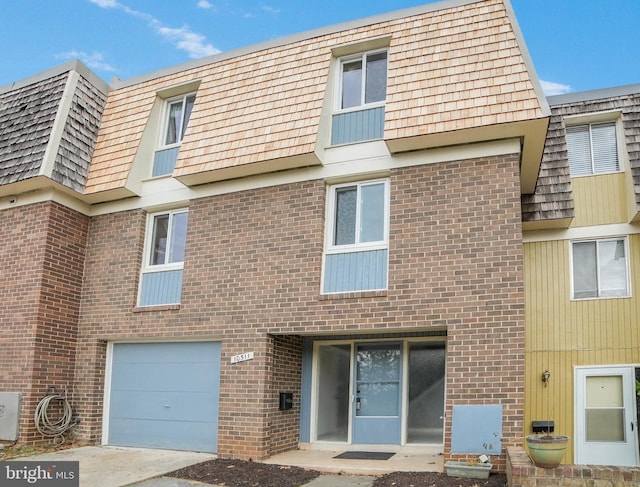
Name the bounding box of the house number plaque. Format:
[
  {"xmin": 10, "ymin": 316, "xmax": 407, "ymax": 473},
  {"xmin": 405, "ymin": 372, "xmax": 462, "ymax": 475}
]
[{"xmin": 230, "ymin": 351, "xmax": 254, "ymax": 364}]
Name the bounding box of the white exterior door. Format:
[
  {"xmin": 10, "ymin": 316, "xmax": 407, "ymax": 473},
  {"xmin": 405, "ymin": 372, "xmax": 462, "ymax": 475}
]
[{"xmin": 575, "ymin": 367, "xmax": 639, "ymax": 466}]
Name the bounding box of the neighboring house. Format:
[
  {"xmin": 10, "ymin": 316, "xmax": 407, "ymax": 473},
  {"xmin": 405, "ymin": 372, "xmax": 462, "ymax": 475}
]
[
  {"xmin": 0, "ymin": 61, "xmax": 108, "ymax": 443},
  {"xmin": 2, "ymin": 0, "xmax": 636, "ymax": 473},
  {"xmin": 522, "ymin": 84, "xmax": 640, "ymax": 467}
]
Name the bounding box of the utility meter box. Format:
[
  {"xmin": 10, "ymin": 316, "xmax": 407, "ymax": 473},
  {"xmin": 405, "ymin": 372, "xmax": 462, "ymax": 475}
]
[
  {"xmin": 0, "ymin": 392, "xmax": 21, "ymax": 441},
  {"xmin": 279, "ymin": 392, "xmax": 293, "ymax": 411}
]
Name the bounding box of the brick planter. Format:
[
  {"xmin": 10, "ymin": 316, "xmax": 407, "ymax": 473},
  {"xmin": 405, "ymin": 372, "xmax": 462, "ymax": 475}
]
[{"xmin": 507, "ymin": 447, "xmax": 640, "ymax": 486}]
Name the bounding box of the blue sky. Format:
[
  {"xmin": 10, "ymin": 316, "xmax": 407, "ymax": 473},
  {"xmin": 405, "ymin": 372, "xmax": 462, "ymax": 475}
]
[{"xmin": 0, "ymin": 0, "xmax": 638, "ymax": 95}]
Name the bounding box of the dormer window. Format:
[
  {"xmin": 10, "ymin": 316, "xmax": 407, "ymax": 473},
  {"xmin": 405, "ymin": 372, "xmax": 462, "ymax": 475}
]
[
  {"xmin": 162, "ymin": 93, "xmax": 196, "ymax": 147},
  {"xmin": 152, "ymin": 93, "xmax": 196, "ymax": 177},
  {"xmin": 339, "ymin": 50, "xmax": 388, "ymax": 110},
  {"xmin": 331, "ymin": 49, "xmax": 388, "ymax": 146},
  {"xmin": 566, "ymin": 121, "xmax": 619, "ymax": 177}
]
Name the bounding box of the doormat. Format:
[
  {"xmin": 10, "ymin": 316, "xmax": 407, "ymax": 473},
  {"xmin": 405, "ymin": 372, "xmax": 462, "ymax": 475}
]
[{"xmin": 333, "ymin": 451, "xmax": 395, "ymax": 460}]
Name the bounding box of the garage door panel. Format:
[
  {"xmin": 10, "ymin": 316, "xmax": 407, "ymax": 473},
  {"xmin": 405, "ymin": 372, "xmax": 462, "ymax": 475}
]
[
  {"xmin": 111, "ymin": 363, "xmax": 219, "ymax": 391},
  {"xmin": 113, "ymin": 342, "xmax": 219, "ymax": 363},
  {"xmin": 110, "ymin": 390, "xmax": 218, "ymax": 422},
  {"xmin": 109, "ymin": 418, "xmax": 218, "ymax": 451},
  {"xmin": 108, "ymin": 341, "xmax": 220, "ymax": 453}
]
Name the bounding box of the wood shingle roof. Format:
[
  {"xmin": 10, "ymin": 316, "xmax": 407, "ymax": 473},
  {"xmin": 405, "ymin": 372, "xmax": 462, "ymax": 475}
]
[
  {"xmin": 523, "ymin": 85, "xmax": 640, "ymax": 227},
  {"xmin": 0, "ymin": 61, "xmax": 108, "ymax": 195},
  {"xmin": 85, "ymin": 0, "xmax": 549, "ymax": 198},
  {"xmin": 0, "ymin": 72, "xmax": 68, "ymax": 185}
]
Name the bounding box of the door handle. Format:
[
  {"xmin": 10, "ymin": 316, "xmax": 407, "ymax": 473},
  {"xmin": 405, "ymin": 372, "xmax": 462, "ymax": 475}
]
[{"xmin": 632, "ymin": 422, "xmax": 635, "ymax": 432}]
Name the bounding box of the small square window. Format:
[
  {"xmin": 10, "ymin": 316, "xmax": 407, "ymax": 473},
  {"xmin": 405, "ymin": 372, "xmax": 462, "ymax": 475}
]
[
  {"xmin": 566, "ymin": 122, "xmax": 619, "ymax": 177},
  {"xmin": 148, "ymin": 210, "xmax": 188, "ymax": 266},
  {"xmin": 571, "ymin": 238, "xmax": 629, "ymax": 299}
]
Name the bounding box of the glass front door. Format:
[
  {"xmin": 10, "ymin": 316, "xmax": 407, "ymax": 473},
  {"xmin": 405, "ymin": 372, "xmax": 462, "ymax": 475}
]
[{"xmin": 352, "ymin": 342, "xmax": 402, "ymax": 444}]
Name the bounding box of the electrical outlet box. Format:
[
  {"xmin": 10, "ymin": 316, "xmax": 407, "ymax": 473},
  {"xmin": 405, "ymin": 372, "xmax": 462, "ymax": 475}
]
[{"xmin": 0, "ymin": 392, "xmax": 20, "ymax": 441}]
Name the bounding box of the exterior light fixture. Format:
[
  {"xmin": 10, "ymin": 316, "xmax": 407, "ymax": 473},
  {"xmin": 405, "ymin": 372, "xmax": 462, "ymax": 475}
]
[{"xmin": 541, "ymin": 370, "xmax": 550, "ymax": 386}]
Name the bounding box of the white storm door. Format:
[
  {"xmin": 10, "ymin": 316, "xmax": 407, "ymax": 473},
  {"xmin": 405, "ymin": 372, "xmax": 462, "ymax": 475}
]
[{"xmin": 575, "ymin": 367, "xmax": 639, "ymax": 466}]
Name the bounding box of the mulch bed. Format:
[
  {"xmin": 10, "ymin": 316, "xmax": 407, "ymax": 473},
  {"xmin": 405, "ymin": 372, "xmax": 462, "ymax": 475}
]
[{"xmin": 168, "ymin": 458, "xmax": 508, "ymax": 487}]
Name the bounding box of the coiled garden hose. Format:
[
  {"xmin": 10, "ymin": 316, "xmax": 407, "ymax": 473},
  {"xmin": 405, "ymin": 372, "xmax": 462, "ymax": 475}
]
[{"xmin": 34, "ymin": 393, "xmax": 74, "ymax": 444}]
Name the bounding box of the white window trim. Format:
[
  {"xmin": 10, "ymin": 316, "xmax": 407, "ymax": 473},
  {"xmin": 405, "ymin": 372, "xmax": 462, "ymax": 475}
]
[
  {"xmin": 569, "ymin": 236, "xmax": 631, "ymax": 300},
  {"xmin": 158, "ymin": 92, "xmax": 196, "ymax": 151},
  {"xmin": 324, "ymin": 178, "xmax": 390, "ymax": 255},
  {"xmin": 565, "ymin": 114, "xmax": 624, "ymax": 178},
  {"xmin": 334, "ymin": 49, "xmax": 388, "ymax": 114},
  {"xmin": 141, "ymin": 208, "xmax": 189, "ymax": 274}
]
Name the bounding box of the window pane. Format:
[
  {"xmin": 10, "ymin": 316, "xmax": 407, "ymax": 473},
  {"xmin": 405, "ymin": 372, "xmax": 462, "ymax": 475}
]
[
  {"xmin": 586, "ymin": 409, "xmax": 625, "ymax": 442},
  {"xmin": 573, "ymin": 241, "xmax": 597, "ymax": 298},
  {"xmin": 181, "ymin": 95, "xmax": 196, "ymax": 140},
  {"xmin": 356, "ymin": 344, "xmax": 400, "ymax": 417},
  {"xmin": 566, "ymin": 125, "xmax": 592, "ymax": 176},
  {"xmin": 334, "ymin": 187, "xmax": 357, "ymax": 245},
  {"xmin": 360, "ymin": 183, "xmax": 385, "ymax": 243},
  {"xmin": 591, "ymin": 122, "xmax": 619, "ymax": 173},
  {"xmin": 316, "ymin": 344, "xmax": 350, "ymax": 441},
  {"xmin": 164, "ymin": 101, "xmax": 183, "ymax": 145},
  {"xmin": 150, "ymin": 214, "xmax": 169, "ymax": 265},
  {"xmin": 342, "ymin": 60, "xmax": 362, "ymax": 109},
  {"xmin": 586, "ymin": 375, "xmax": 623, "ymax": 408},
  {"xmin": 364, "ymin": 52, "xmax": 387, "ymax": 104},
  {"xmin": 598, "ymin": 239, "xmax": 628, "ymax": 297},
  {"xmin": 168, "ymin": 211, "xmax": 188, "ymax": 264}
]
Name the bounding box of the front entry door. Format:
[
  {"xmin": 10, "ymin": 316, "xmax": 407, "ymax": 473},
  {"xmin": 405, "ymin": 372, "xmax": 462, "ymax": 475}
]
[
  {"xmin": 352, "ymin": 342, "xmax": 402, "ymax": 444},
  {"xmin": 575, "ymin": 367, "xmax": 639, "ymax": 466}
]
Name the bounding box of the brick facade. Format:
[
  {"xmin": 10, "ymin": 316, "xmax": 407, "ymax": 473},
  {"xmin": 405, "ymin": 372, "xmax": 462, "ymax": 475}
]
[
  {"xmin": 73, "ymin": 152, "xmax": 524, "ymax": 465},
  {"xmin": 0, "ymin": 201, "xmax": 88, "ymax": 443}
]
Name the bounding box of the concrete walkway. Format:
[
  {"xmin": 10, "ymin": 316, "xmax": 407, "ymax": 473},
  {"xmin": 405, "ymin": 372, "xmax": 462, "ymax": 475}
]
[
  {"xmin": 11, "ymin": 446, "xmax": 215, "ymax": 487},
  {"xmin": 12, "ymin": 445, "xmax": 379, "ymax": 487}
]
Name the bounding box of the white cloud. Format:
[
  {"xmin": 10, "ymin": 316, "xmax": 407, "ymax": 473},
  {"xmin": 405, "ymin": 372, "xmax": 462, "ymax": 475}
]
[
  {"xmin": 55, "ymin": 50, "xmax": 117, "ymax": 73},
  {"xmin": 157, "ymin": 26, "xmax": 219, "ymax": 58},
  {"xmin": 88, "ymin": 0, "xmax": 220, "ymax": 59},
  {"xmin": 89, "ymin": 0, "xmax": 118, "ymax": 7},
  {"xmin": 197, "ymin": 0, "xmax": 213, "ymax": 9},
  {"xmin": 540, "ymin": 80, "xmax": 573, "ymax": 96}
]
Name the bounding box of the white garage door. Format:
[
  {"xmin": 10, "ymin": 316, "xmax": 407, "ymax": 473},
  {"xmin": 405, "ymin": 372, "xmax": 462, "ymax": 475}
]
[{"xmin": 107, "ymin": 341, "xmax": 221, "ymax": 452}]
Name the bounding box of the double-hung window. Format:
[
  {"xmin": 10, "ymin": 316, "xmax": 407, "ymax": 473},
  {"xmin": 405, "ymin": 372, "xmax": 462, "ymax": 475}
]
[
  {"xmin": 566, "ymin": 122, "xmax": 619, "ymax": 177},
  {"xmin": 571, "ymin": 238, "xmax": 629, "ymax": 299},
  {"xmin": 331, "ymin": 50, "xmax": 388, "ymax": 145},
  {"xmin": 139, "ymin": 209, "xmax": 189, "ymax": 306},
  {"xmin": 152, "ymin": 93, "xmax": 196, "ymax": 177},
  {"xmin": 323, "ymin": 179, "xmax": 389, "ymax": 293}
]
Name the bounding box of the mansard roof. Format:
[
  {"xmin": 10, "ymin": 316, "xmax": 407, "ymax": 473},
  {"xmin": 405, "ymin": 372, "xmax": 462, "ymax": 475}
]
[
  {"xmin": 85, "ymin": 0, "xmax": 549, "ymax": 200},
  {"xmin": 522, "ymin": 83, "xmax": 640, "ymax": 228},
  {"xmin": 0, "ymin": 61, "xmax": 108, "ymax": 197}
]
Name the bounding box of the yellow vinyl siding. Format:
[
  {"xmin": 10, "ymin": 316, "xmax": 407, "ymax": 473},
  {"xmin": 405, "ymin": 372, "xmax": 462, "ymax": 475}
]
[
  {"xmin": 524, "ymin": 234, "xmax": 640, "ymax": 463},
  {"xmin": 570, "ymin": 173, "xmax": 628, "ymax": 227}
]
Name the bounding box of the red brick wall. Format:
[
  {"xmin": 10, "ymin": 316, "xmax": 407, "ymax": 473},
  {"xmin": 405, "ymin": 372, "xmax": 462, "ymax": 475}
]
[
  {"xmin": 0, "ymin": 202, "xmax": 88, "ymax": 443},
  {"xmin": 75, "ymin": 153, "xmax": 524, "ymax": 463},
  {"xmin": 268, "ymin": 335, "xmax": 303, "ymax": 455}
]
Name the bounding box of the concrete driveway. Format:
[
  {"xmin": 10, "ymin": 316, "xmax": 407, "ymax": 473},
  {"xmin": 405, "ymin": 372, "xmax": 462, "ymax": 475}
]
[{"xmin": 12, "ymin": 446, "xmax": 215, "ymax": 487}]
